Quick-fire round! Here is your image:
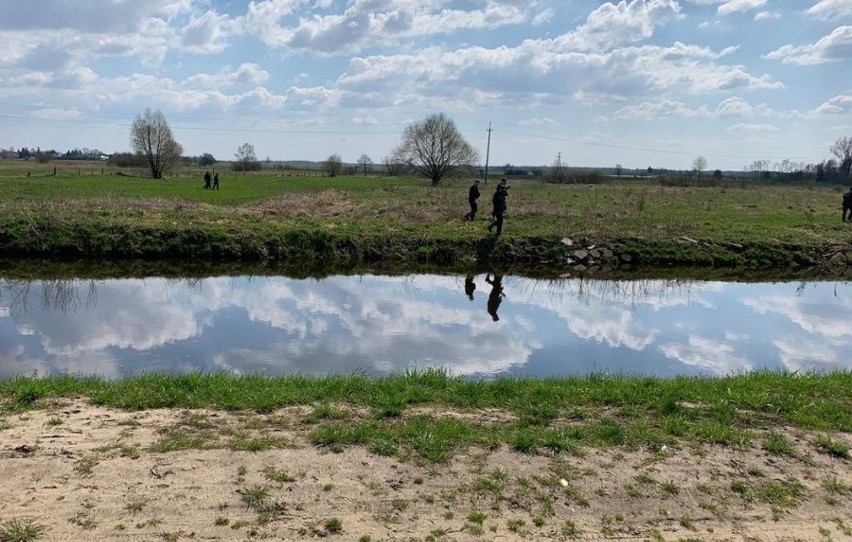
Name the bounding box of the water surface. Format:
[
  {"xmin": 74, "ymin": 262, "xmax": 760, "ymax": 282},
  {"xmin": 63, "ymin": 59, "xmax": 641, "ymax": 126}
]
[{"xmin": 0, "ymin": 274, "xmax": 849, "ymax": 379}]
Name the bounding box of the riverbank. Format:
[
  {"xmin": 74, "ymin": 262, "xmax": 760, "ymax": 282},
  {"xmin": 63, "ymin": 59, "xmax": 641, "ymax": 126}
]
[
  {"xmin": 1, "ymin": 372, "xmax": 850, "ymax": 541},
  {"xmin": 0, "ymin": 175, "xmax": 850, "ymax": 271}
]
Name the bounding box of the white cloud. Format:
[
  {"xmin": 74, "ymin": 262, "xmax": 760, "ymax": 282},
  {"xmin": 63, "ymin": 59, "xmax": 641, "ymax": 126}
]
[
  {"xmin": 765, "ymin": 26, "xmax": 852, "ymax": 65},
  {"xmin": 807, "ymin": 0, "xmax": 852, "ymax": 20},
  {"xmin": 717, "ymin": 0, "xmax": 767, "ymax": 16},
  {"xmin": 660, "ymin": 335, "xmax": 753, "ymax": 375},
  {"xmin": 553, "ymin": 0, "xmax": 681, "ymax": 52},
  {"xmin": 519, "ymin": 117, "xmax": 557, "ymax": 126},
  {"xmin": 754, "ymin": 11, "xmax": 781, "ymax": 21},
  {"xmin": 743, "ymin": 294, "xmax": 852, "ymax": 339},
  {"xmin": 774, "ymin": 338, "xmax": 841, "ymax": 373},
  {"xmin": 716, "ymin": 96, "xmax": 754, "ymax": 116},
  {"xmin": 178, "ymin": 10, "xmax": 242, "ymax": 54},
  {"xmin": 809, "ymin": 94, "xmax": 852, "ymax": 116},
  {"xmin": 186, "ymin": 64, "xmax": 270, "ymax": 89},
  {"xmin": 724, "ymin": 123, "xmax": 779, "ymax": 138},
  {"xmin": 0, "ymin": 0, "xmax": 188, "ymax": 33},
  {"xmin": 246, "ymin": 0, "xmax": 543, "ymax": 56}
]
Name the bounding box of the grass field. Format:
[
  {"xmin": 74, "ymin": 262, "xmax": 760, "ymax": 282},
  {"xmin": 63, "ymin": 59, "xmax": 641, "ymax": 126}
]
[
  {"xmin": 2, "ymin": 370, "xmax": 850, "ymax": 447},
  {"xmin": 0, "ymin": 160, "xmax": 850, "ymax": 268}
]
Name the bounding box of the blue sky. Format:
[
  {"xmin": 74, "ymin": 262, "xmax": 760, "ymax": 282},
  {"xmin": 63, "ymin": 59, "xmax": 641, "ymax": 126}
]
[{"xmin": 0, "ymin": 0, "xmax": 850, "ymax": 170}]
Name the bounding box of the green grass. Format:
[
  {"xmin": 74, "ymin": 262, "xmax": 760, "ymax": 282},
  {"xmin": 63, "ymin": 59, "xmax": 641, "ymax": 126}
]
[
  {"xmin": 0, "ymin": 518, "xmax": 47, "ymax": 542},
  {"xmin": 762, "ymin": 430, "xmax": 797, "ymax": 456},
  {"xmin": 1, "ymin": 370, "xmax": 850, "ymax": 462},
  {"xmin": 240, "ymin": 485, "xmax": 269, "ymax": 510},
  {"xmin": 0, "ymin": 170, "xmax": 848, "ymax": 267}
]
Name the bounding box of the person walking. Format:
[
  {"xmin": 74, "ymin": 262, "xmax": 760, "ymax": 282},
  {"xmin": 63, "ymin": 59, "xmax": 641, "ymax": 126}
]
[
  {"xmin": 487, "ymin": 178, "xmax": 509, "ymax": 235},
  {"xmin": 212, "ymin": 171, "xmax": 220, "ymax": 190},
  {"xmin": 843, "ymin": 187, "xmax": 852, "ymax": 222},
  {"xmin": 203, "ymin": 170, "xmax": 211, "ymax": 189},
  {"xmin": 464, "ymin": 179, "xmax": 480, "ymax": 221},
  {"xmin": 485, "ymin": 274, "xmax": 505, "ymax": 321}
]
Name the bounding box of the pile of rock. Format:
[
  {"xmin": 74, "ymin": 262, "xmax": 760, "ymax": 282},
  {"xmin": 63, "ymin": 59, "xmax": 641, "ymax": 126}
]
[{"xmin": 560, "ymin": 237, "xmax": 630, "ymax": 274}]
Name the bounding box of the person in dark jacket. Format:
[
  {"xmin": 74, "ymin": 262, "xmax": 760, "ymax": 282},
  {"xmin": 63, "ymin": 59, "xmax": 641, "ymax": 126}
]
[
  {"xmin": 487, "ymin": 179, "xmax": 509, "ymax": 235},
  {"xmin": 464, "ymin": 274, "xmax": 476, "ymax": 300},
  {"xmin": 203, "ymin": 170, "xmax": 211, "ymax": 189},
  {"xmin": 212, "ymin": 172, "xmax": 220, "ymax": 190},
  {"xmin": 464, "ymin": 179, "xmax": 480, "ymax": 221},
  {"xmin": 843, "ymin": 187, "xmax": 852, "ymax": 222},
  {"xmin": 485, "ymin": 274, "xmax": 505, "ymax": 321}
]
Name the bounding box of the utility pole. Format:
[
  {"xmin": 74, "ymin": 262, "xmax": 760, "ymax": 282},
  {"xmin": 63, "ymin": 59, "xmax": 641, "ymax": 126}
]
[{"xmin": 483, "ymin": 121, "xmax": 492, "ymax": 185}]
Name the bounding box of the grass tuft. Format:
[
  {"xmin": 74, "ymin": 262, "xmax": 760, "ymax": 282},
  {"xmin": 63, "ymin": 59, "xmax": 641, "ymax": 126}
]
[{"xmin": 0, "ymin": 518, "xmax": 47, "ymax": 542}]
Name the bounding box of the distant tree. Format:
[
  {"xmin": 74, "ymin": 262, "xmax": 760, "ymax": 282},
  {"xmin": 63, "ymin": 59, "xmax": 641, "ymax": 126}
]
[
  {"xmin": 109, "ymin": 152, "xmax": 147, "ymax": 168},
  {"xmin": 614, "ymin": 163, "xmax": 623, "ymax": 177},
  {"xmin": 712, "ymin": 169, "xmax": 723, "ymax": 180},
  {"xmin": 199, "ymin": 153, "xmax": 216, "ymax": 166},
  {"xmin": 324, "ymin": 153, "xmax": 343, "ymax": 177},
  {"xmin": 383, "ymin": 154, "xmax": 406, "ymax": 176},
  {"xmin": 692, "ymin": 156, "xmax": 708, "ymax": 180},
  {"xmin": 392, "ymin": 113, "xmax": 479, "ymax": 186},
  {"xmin": 233, "ymin": 143, "xmax": 260, "ymax": 172},
  {"xmin": 748, "ymin": 159, "xmax": 769, "ymax": 179},
  {"xmin": 130, "ymin": 108, "xmax": 183, "ymax": 179},
  {"xmin": 830, "ymin": 136, "xmax": 852, "ymax": 179},
  {"xmin": 550, "ymin": 154, "xmax": 568, "ymax": 183},
  {"xmin": 357, "ymin": 154, "xmax": 373, "ymax": 175}
]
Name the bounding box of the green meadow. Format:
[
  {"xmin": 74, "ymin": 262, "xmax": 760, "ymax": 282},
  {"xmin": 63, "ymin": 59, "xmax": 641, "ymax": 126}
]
[
  {"xmin": 1, "ymin": 162, "xmax": 849, "ymax": 268},
  {"xmin": 1, "ymin": 370, "xmax": 850, "ymax": 459}
]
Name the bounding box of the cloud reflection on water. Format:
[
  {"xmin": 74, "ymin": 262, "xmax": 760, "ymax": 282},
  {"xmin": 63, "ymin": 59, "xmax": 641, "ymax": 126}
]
[{"xmin": 0, "ymin": 275, "xmax": 849, "ymax": 378}]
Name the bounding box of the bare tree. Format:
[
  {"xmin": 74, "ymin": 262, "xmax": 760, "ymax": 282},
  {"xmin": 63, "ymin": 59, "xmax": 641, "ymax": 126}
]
[
  {"xmin": 234, "ymin": 142, "xmax": 260, "ymax": 172},
  {"xmin": 614, "ymin": 163, "xmax": 623, "ymax": 178},
  {"xmin": 357, "ymin": 154, "xmax": 373, "ymax": 175},
  {"xmin": 130, "ymin": 108, "xmax": 183, "ymax": 179},
  {"xmin": 749, "ymin": 159, "xmax": 769, "ymax": 179},
  {"xmin": 383, "ymin": 154, "xmax": 406, "ymax": 176},
  {"xmin": 692, "ymin": 156, "xmax": 708, "ymax": 180},
  {"xmin": 392, "ymin": 113, "xmax": 479, "ymax": 186},
  {"xmin": 550, "ymin": 153, "xmax": 568, "ymax": 183},
  {"xmin": 830, "ymin": 136, "xmax": 852, "ymax": 179},
  {"xmin": 324, "ymin": 153, "xmax": 343, "ymax": 177}
]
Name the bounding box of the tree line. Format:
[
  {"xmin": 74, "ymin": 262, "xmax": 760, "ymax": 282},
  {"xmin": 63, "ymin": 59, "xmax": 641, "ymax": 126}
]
[{"xmin": 5, "ymin": 107, "xmax": 851, "ymax": 186}]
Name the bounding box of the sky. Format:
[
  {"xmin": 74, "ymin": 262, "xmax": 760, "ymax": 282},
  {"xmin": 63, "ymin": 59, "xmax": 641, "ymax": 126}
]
[{"xmin": 0, "ymin": 0, "xmax": 850, "ymax": 171}]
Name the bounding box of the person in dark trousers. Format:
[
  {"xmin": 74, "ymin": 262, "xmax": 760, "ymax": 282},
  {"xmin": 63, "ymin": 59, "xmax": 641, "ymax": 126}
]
[
  {"xmin": 487, "ymin": 178, "xmax": 509, "ymax": 235},
  {"xmin": 843, "ymin": 187, "xmax": 852, "ymax": 222},
  {"xmin": 485, "ymin": 274, "xmax": 504, "ymax": 321},
  {"xmin": 464, "ymin": 179, "xmax": 480, "ymax": 221},
  {"xmin": 464, "ymin": 274, "xmax": 476, "ymax": 300},
  {"xmin": 212, "ymin": 172, "xmax": 220, "ymax": 190},
  {"xmin": 203, "ymin": 170, "xmax": 211, "ymax": 189}
]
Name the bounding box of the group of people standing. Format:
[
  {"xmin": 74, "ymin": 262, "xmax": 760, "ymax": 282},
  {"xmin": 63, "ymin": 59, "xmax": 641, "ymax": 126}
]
[
  {"xmin": 203, "ymin": 170, "xmax": 220, "ymax": 190},
  {"xmin": 464, "ymin": 177, "xmax": 510, "ymax": 236}
]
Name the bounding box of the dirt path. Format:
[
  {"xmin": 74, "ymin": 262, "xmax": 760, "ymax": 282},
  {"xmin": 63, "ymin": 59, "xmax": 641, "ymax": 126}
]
[{"xmin": 1, "ymin": 399, "xmax": 850, "ymax": 541}]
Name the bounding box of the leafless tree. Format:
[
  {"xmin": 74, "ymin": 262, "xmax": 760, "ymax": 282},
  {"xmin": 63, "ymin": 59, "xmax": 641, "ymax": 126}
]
[
  {"xmin": 234, "ymin": 142, "xmax": 260, "ymax": 172},
  {"xmin": 550, "ymin": 153, "xmax": 568, "ymax": 183},
  {"xmin": 392, "ymin": 113, "xmax": 479, "ymax": 186},
  {"xmin": 324, "ymin": 153, "xmax": 343, "ymax": 177},
  {"xmin": 383, "ymin": 154, "xmax": 406, "ymax": 176},
  {"xmin": 357, "ymin": 154, "xmax": 373, "ymax": 175},
  {"xmin": 130, "ymin": 108, "xmax": 183, "ymax": 179},
  {"xmin": 830, "ymin": 136, "xmax": 852, "ymax": 179},
  {"xmin": 692, "ymin": 156, "xmax": 708, "ymax": 180}
]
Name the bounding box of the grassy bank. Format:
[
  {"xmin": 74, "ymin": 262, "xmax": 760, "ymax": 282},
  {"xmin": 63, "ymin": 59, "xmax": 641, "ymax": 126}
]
[
  {"xmin": 1, "ymin": 171, "xmax": 850, "ymax": 269},
  {"xmin": 2, "ymin": 371, "xmax": 849, "ymax": 461}
]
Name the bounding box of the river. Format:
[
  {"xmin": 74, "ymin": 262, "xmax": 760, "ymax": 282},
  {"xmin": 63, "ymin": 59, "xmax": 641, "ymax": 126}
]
[{"xmin": 0, "ymin": 274, "xmax": 849, "ymax": 379}]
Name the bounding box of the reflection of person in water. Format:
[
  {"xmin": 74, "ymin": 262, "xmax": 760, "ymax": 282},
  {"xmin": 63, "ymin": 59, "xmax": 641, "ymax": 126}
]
[
  {"xmin": 464, "ymin": 274, "xmax": 476, "ymax": 300},
  {"xmin": 485, "ymin": 274, "xmax": 505, "ymax": 321}
]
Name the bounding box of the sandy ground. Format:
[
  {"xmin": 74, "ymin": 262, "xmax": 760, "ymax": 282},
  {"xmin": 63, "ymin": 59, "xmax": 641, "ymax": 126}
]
[{"xmin": 0, "ymin": 399, "xmax": 850, "ymax": 542}]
